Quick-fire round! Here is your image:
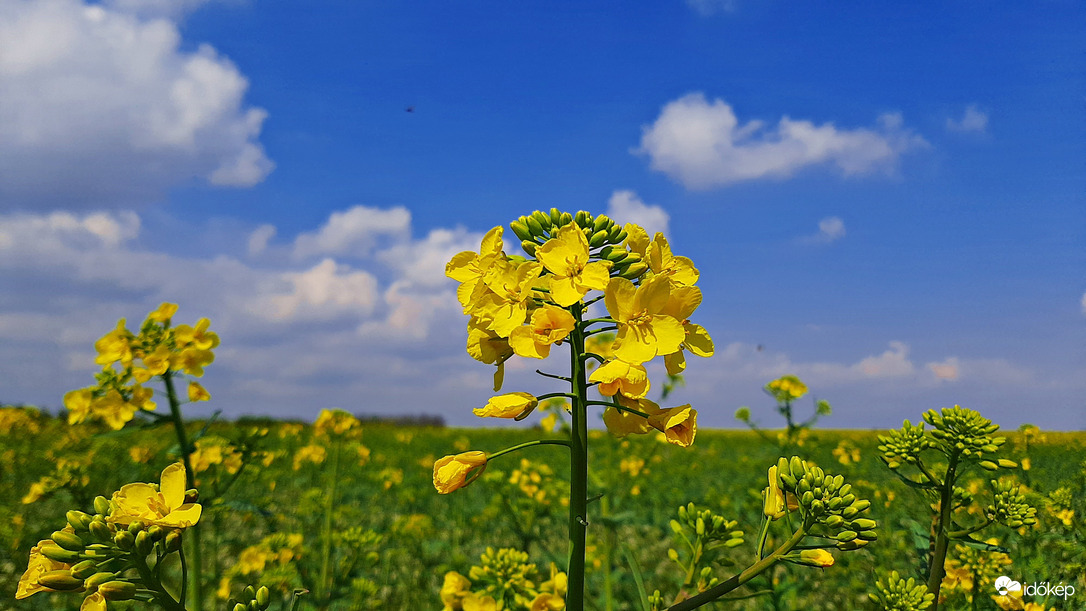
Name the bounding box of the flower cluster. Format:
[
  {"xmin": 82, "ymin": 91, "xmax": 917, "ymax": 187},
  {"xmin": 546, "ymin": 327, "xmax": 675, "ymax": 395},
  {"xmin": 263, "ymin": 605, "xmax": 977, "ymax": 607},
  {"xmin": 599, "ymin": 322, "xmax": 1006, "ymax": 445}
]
[
  {"xmin": 772, "ymin": 456, "xmax": 878, "ymax": 550},
  {"xmin": 873, "ymin": 571, "xmax": 935, "ymax": 611},
  {"xmin": 64, "ymin": 303, "xmax": 218, "ymax": 430},
  {"xmin": 441, "ymin": 548, "xmax": 567, "ymax": 611},
  {"xmin": 17, "ymin": 463, "xmax": 201, "ymax": 609},
  {"xmin": 443, "ymin": 209, "xmax": 713, "ymax": 441}
]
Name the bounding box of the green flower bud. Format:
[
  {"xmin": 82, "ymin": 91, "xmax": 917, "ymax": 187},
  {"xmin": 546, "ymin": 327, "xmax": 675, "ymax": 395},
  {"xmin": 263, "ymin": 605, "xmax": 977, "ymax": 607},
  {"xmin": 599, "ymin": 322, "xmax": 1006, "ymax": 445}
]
[
  {"xmin": 851, "ymin": 518, "xmax": 877, "ymax": 530},
  {"xmin": 619, "ymin": 262, "xmax": 648, "ymax": 279},
  {"xmin": 790, "ymin": 456, "xmax": 806, "ymax": 480},
  {"xmin": 38, "ymin": 570, "xmax": 84, "ymax": 591},
  {"xmin": 256, "ymin": 586, "xmax": 271, "ymax": 607},
  {"xmin": 135, "ymin": 530, "xmax": 153, "ymax": 556},
  {"xmin": 70, "ymin": 560, "xmax": 98, "ymax": 579},
  {"xmin": 857, "ymin": 530, "xmax": 878, "ymax": 541},
  {"xmin": 575, "ymin": 210, "xmax": 592, "ymax": 228},
  {"xmin": 614, "ymin": 228, "xmax": 628, "ymax": 243},
  {"xmin": 695, "ymin": 517, "xmax": 705, "ymax": 535},
  {"xmin": 801, "ymin": 490, "xmax": 815, "ymax": 506},
  {"xmin": 127, "ymin": 521, "xmax": 144, "ymax": 535},
  {"xmin": 607, "ymin": 224, "xmax": 623, "ymax": 242},
  {"xmin": 593, "ymin": 214, "xmax": 612, "ymax": 233},
  {"xmin": 147, "ymin": 525, "xmax": 164, "ymax": 541},
  {"xmin": 669, "ymin": 519, "xmax": 683, "ymax": 535},
  {"xmin": 824, "ymin": 515, "xmax": 844, "ymax": 528},
  {"xmin": 998, "ymin": 459, "xmax": 1018, "ymax": 468},
  {"xmin": 667, "ymin": 548, "xmax": 679, "ymax": 562},
  {"xmin": 559, "ymin": 212, "xmax": 573, "ymax": 227},
  {"xmin": 979, "ymin": 460, "xmax": 999, "ymax": 471},
  {"xmin": 548, "ymin": 208, "xmax": 562, "ymax": 225},
  {"xmin": 837, "ymin": 530, "xmax": 858, "ymax": 542},
  {"xmin": 164, "ymin": 531, "xmax": 183, "ymax": 553},
  {"xmin": 66, "ymin": 510, "xmax": 92, "ymax": 532},
  {"xmin": 99, "ymin": 580, "xmax": 137, "ymax": 601},
  {"xmin": 114, "ymin": 530, "xmax": 134, "ymax": 551},
  {"xmin": 52, "ymin": 530, "xmax": 86, "ymax": 552},
  {"xmin": 589, "ymin": 229, "xmax": 610, "ymax": 248},
  {"xmin": 510, "ymin": 219, "xmax": 533, "ymax": 242},
  {"xmin": 89, "ymin": 518, "xmax": 112, "ymax": 542},
  {"xmin": 85, "ymin": 572, "xmax": 117, "ymax": 589},
  {"xmin": 93, "ymin": 496, "xmax": 111, "ymax": 516},
  {"xmin": 234, "ymin": 604, "xmax": 248, "ymax": 611},
  {"xmin": 525, "ymin": 215, "xmax": 545, "ymax": 238},
  {"xmin": 521, "ymin": 240, "xmax": 537, "ymax": 256},
  {"xmin": 851, "ymin": 499, "xmax": 871, "ymax": 512},
  {"xmin": 41, "ymin": 543, "xmax": 81, "ymax": 563}
]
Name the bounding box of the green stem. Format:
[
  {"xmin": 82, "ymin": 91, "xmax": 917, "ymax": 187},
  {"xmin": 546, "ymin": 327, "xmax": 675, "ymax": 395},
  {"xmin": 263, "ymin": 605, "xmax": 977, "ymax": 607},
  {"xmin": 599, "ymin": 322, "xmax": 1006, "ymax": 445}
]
[
  {"xmin": 488, "ymin": 439, "xmax": 571, "ymax": 460},
  {"xmin": 927, "ymin": 453, "xmax": 959, "ymax": 609},
  {"xmin": 567, "ymin": 302, "xmax": 590, "ymax": 611},
  {"xmin": 162, "ymin": 371, "xmax": 202, "ymax": 611},
  {"xmin": 318, "ymin": 439, "xmax": 342, "ymax": 609},
  {"xmin": 665, "ymin": 523, "xmax": 808, "ymax": 611}
]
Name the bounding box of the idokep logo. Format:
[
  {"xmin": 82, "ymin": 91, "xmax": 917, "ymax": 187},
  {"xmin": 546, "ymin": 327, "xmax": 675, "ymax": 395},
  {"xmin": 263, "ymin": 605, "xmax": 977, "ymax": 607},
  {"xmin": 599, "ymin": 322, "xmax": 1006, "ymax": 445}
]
[
  {"xmin": 995, "ymin": 576, "xmax": 1021, "ymax": 596},
  {"xmin": 995, "ymin": 576, "xmax": 1077, "ymax": 603}
]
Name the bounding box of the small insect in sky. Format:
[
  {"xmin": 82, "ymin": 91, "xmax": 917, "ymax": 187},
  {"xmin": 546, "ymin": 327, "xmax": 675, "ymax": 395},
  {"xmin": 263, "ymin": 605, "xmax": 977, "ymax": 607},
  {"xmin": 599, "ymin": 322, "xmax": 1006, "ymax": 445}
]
[{"xmin": 405, "ymin": 106, "xmax": 415, "ymax": 113}]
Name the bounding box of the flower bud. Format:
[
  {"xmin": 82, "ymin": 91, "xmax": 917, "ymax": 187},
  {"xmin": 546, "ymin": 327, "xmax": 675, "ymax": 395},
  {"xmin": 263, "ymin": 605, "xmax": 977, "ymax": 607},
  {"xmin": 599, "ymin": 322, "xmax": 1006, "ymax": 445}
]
[
  {"xmin": 184, "ymin": 489, "xmax": 199, "ymax": 503},
  {"xmin": 127, "ymin": 521, "xmax": 145, "ymax": 535},
  {"xmin": 52, "ymin": 530, "xmax": 86, "ymax": 552},
  {"xmin": 234, "ymin": 604, "xmax": 248, "ymax": 611},
  {"xmin": 667, "ymin": 548, "xmax": 679, "ymax": 562},
  {"xmin": 851, "ymin": 518, "xmax": 877, "ymax": 530},
  {"xmin": 695, "ymin": 517, "xmax": 705, "ymax": 536},
  {"xmin": 70, "ymin": 560, "xmax": 98, "ymax": 579},
  {"xmin": 135, "ymin": 531, "xmax": 153, "ymax": 556},
  {"xmin": 620, "ymin": 262, "xmax": 648, "ymax": 279},
  {"xmin": 575, "ymin": 210, "xmax": 592, "ymax": 228},
  {"xmin": 244, "ymin": 585, "xmax": 256, "ymax": 600},
  {"xmin": 164, "ymin": 531, "xmax": 183, "ymax": 553},
  {"xmin": 559, "ymin": 212, "xmax": 573, "ymax": 227},
  {"xmin": 147, "ymin": 525, "xmax": 164, "ymax": 541},
  {"xmin": 857, "ymin": 530, "xmax": 878, "ymax": 541},
  {"xmin": 997, "ymin": 459, "xmax": 1018, "ymax": 468},
  {"xmin": 114, "ymin": 530, "xmax": 135, "ymax": 551},
  {"xmin": 525, "ymin": 215, "xmax": 545, "ymax": 238},
  {"xmin": 41, "ymin": 542, "xmax": 81, "ymax": 563},
  {"xmin": 256, "ymin": 586, "xmax": 271, "ymax": 607},
  {"xmin": 67, "ymin": 510, "xmax": 93, "ymax": 532},
  {"xmin": 979, "ymin": 460, "xmax": 999, "ymax": 471},
  {"xmin": 837, "ymin": 530, "xmax": 858, "ymax": 542},
  {"xmin": 99, "ymin": 580, "xmax": 137, "ymax": 601},
  {"xmin": 93, "ymin": 496, "xmax": 111, "ymax": 516},
  {"xmin": 89, "ymin": 518, "xmax": 112, "ymax": 542},
  {"xmin": 85, "ymin": 572, "xmax": 117, "ymax": 589},
  {"xmin": 511, "ymin": 220, "xmax": 533, "ymax": 242},
  {"xmin": 38, "ymin": 570, "xmax": 85, "ymax": 590},
  {"xmin": 520, "ymin": 240, "xmax": 537, "ymax": 256},
  {"xmin": 548, "ymin": 208, "xmax": 562, "ymax": 225},
  {"xmin": 592, "ymin": 214, "xmax": 612, "ymax": 233}
]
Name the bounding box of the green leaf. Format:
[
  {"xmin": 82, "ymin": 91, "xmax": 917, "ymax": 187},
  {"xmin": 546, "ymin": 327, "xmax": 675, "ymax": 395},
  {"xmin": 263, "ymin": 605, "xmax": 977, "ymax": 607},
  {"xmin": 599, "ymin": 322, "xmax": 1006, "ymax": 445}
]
[{"xmin": 621, "ymin": 544, "xmax": 652, "ymax": 611}]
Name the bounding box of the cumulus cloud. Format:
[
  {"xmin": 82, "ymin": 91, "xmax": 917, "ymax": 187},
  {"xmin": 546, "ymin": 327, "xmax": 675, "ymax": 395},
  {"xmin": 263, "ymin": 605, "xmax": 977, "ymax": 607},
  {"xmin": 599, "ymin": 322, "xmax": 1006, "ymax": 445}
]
[
  {"xmin": 636, "ymin": 93, "xmax": 927, "ymax": 190},
  {"xmin": 606, "ymin": 190, "xmax": 670, "ymax": 237},
  {"xmin": 293, "ymin": 206, "xmax": 412, "ymax": 260},
  {"xmin": 247, "ymin": 224, "xmax": 277, "ymax": 256},
  {"xmin": 800, "ymin": 216, "xmax": 846, "ymax": 245},
  {"xmin": 0, "ymin": 0, "xmax": 272, "ymax": 208},
  {"xmin": 264, "ymin": 259, "xmax": 379, "ymax": 321},
  {"xmin": 946, "ymin": 104, "xmax": 989, "ymax": 134},
  {"xmin": 928, "ymin": 357, "xmax": 960, "ymax": 381}
]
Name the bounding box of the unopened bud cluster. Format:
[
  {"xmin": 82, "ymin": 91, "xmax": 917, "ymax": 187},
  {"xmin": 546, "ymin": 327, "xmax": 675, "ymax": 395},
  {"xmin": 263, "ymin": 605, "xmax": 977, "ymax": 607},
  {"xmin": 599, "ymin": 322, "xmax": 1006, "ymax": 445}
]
[
  {"xmin": 232, "ymin": 584, "xmax": 272, "ymax": 611},
  {"xmin": 988, "ymin": 480, "xmax": 1038, "ymax": 528},
  {"xmin": 877, "ymin": 421, "xmax": 932, "ymax": 469},
  {"xmin": 670, "ymin": 503, "xmax": 744, "ymax": 547},
  {"xmin": 922, "ymin": 406, "xmax": 1006, "ymax": 458},
  {"xmin": 873, "ymin": 571, "xmax": 934, "ymax": 611},
  {"xmin": 511, "ymin": 209, "xmax": 647, "ymax": 279},
  {"xmin": 775, "ymin": 456, "xmax": 877, "ymax": 550}
]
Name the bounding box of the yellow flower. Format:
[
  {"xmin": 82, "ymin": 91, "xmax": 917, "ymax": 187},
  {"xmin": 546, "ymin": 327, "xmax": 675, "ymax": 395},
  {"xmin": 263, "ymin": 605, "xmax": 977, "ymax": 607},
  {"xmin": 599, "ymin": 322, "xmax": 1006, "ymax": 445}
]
[
  {"xmin": 602, "ymin": 396, "xmax": 660, "ymax": 438},
  {"xmin": 474, "ymin": 392, "xmax": 538, "ymax": 418},
  {"xmin": 535, "ymin": 224, "xmax": 612, "ymax": 307},
  {"xmin": 80, "ymin": 592, "xmax": 107, "ymax": 611},
  {"xmin": 433, "ymin": 451, "xmax": 488, "ymax": 494},
  {"xmin": 188, "ymin": 382, "xmax": 210, "ymax": 402},
  {"xmin": 293, "ymin": 444, "xmax": 327, "ymax": 470},
  {"xmin": 660, "ymin": 286, "xmax": 714, "ymax": 375},
  {"xmin": 509, "ymin": 305, "xmax": 576, "ymax": 359},
  {"xmin": 16, "ymin": 539, "xmax": 69, "ymax": 599},
  {"xmin": 466, "ymin": 317, "xmax": 514, "ymax": 391},
  {"xmin": 64, "ymin": 388, "xmax": 94, "ymax": 425},
  {"xmin": 763, "ymin": 465, "xmax": 786, "ymax": 520},
  {"xmin": 108, "ymin": 462, "xmax": 202, "ymax": 529},
  {"xmin": 134, "ymin": 344, "xmax": 172, "ymax": 383},
  {"xmin": 540, "ymin": 413, "xmax": 558, "ymax": 432},
  {"xmin": 146, "ymin": 302, "xmax": 178, "ymax": 323},
  {"xmin": 446, "ymin": 226, "xmax": 505, "ymax": 311},
  {"xmin": 21, "ymin": 481, "xmax": 47, "ymax": 504},
  {"xmin": 589, "ymin": 359, "xmax": 649, "ymax": 398},
  {"xmin": 314, "ymin": 408, "xmax": 361, "ymax": 437},
  {"xmin": 797, "ymin": 549, "xmax": 834, "ymax": 567},
  {"xmin": 530, "ymin": 593, "xmax": 566, "ymax": 610},
  {"xmin": 173, "ymin": 318, "xmax": 220, "ymax": 350},
  {"xmin": 462, "ymin": 594, "xmax": 498, "ymax": 611},
  {"xmin": 623, "ymin": 223, "xmax": 650, "ymax": 257},
  {"xmin": 171, "ymin": 347, "xmax": 215, "ymax": 377},
  {"xmin": 94, "ymin": 319, "xmax": 134, "ymax": 366},
  {"xmin": 473, "ymin": 258, "xmax": 545, "ymax": 337},
  {"xmin": 766, "ymin": 375, "xmax": 807, "ymax": 402},
  {"xmin": 440, "ymin": 571, "xmax": 472, "ymax": 611},
  {"xmin": 648, "ymin": 405, "xmax": 697, "ymax": 447},
  {"xmin": 646, "ymin": 233, "xmax": 699, "ymax": 287},
  {"xmin": 604, "ymin": 277, "xmax": 685, "ymax": 364}
]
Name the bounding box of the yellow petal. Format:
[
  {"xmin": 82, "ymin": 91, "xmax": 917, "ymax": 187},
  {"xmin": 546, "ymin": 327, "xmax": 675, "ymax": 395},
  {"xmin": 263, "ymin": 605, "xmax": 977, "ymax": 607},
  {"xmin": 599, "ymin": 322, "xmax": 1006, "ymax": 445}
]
[
  {"xmin": 624, "ymin": 223, "xmax": 650, "ymax": 256},
  {"xmin": 602, "ymin": 407, "xmax": 652, "ymax": 437},
  {"xmin": 684, "ymin": 323, "xmax": 714, "ymax": 357},
  {"xmin": 161, "ymin": 503, "xmax": 202, "ymax": 528},
  {"xmin": 509, "ymin": 325, "xmax": 550, "ymax": 359},
  {"xmin": 604, "ymin": 277, "xmax": 637, "ymax": 322},
  {"xmin": 81, "ymin": 592, "xmax": 107, "ymax": 611},
  {"xmin": 649, "ymin": 316, "xmax": 686, "ymax": 355},
  {"xmin": 577, "ymin": 260, "xmax": 612, "ymax": 292},
  {"xmin": 663, "ymin": 286, "xmax": 702, "ymax": 320},
  {"xmin": 160, "ymin": 462, "xmax": 187, "ymax": 510},
  {"xmin": 664, "ymin": 350, "xmax": 686, "ymax": 376},
  {"xmin": 548, "ymin": 276, "xmax": 584, "ymax": 307},
  {"xmin": 479, "ymin": 226, "xmax": 504, "ymax": 255},
  {"xmin": 473, "ymin": 392, "xmax": 538, "ymax": 418},
  {"xmin": 445, "ymin": 251, "xmax": 479, "ymax": 282}
]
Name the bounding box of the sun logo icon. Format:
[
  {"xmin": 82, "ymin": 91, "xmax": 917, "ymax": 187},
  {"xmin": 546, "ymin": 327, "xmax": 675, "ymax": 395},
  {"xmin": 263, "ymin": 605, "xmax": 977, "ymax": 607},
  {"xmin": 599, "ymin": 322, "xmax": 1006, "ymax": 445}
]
[{"xmin": 995, "ymin": 576, "xmax": 1022, "ymax": 596}]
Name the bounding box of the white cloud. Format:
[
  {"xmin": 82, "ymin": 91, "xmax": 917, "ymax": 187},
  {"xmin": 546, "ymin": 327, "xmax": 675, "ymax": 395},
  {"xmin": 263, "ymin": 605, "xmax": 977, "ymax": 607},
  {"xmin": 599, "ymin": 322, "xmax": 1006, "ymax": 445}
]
[
  {"xmin": 0, "ymin": 0, "xmax": 272, "ymax": 208},
  {"xmin": 636, "ymin": 93, "xmax": 927, "ymax": 190},
  {"xmin": 264, "ymin": 259, "xmax": 379, "ymax": 322},
  {"xmin": 946, "ymin": 104, "xmax": 989, "ymax": 134},
  {"xmin": 1080, "ymin": 291, "xmax": 1086, "ymax": 316},
  {"xmin": 102, "ymin": 0, "xmax": 219, "ymax": 20},
  {"xmin": 606, "ymin": 190, "xmax": 670, "ymax": 237},
  {"xmin": 800, "ymin": 216, "xmax": 846, "ymax": 244},
  {"xmin": 293, "ymin": 205, "xmax": 412, "ymax": 260},
  {"xmin": 247, "ymin": 224, "xmax": 277, "ymax": 256},
  {"xmin": 928, "ymin": 357, "xmax": 960, "ymax": 381}
]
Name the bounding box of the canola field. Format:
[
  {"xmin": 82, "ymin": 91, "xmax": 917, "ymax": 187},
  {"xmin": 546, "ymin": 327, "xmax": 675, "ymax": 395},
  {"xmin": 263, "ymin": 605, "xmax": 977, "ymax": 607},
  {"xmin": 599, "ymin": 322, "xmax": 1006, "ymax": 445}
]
[{"xmin": 3, "ymin": 407, "xmax": 1084, "ymax": 611}]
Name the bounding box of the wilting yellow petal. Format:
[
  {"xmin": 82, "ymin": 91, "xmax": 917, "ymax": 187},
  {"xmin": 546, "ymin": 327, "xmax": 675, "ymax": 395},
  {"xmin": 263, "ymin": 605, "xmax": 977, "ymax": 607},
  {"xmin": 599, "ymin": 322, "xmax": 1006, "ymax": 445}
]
[{"xmin": 433, "ymin": 452, "xmax": 487, "ymax": 494}]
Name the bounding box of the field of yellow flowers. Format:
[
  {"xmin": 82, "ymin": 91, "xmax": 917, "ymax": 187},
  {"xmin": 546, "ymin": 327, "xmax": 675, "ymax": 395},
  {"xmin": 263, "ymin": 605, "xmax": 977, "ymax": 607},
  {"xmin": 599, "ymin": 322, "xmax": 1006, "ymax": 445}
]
[{"xmin": 3, "ymin": 406, "xmax": 1083, "ymax": 610}]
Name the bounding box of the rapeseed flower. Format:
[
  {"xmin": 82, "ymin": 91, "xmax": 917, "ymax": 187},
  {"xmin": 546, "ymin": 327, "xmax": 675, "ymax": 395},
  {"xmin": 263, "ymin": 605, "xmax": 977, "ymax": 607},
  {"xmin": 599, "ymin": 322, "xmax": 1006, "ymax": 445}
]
[
  {"xmin": 646, "ymin": 233, "xmax": 699, "ymax": 287},
  {"xmin": 433, "ymin": 451, "xmax": 488, "ymax": 494},
  {"xmin": 16, "ymin": 539, "xmax": 69, "ymax": 599},
  {"xmin": 94, "ymin": 319, "xmax": 133, "ymax": 366},
  {"xmin": 473, "ymin": 258, "xmax": 544, "ymax": 337},
  {"xmin": 108, "ymin": 462, "xmax": 202, "ymax": 529},
  {"xmin": 173, "ymin": 317, "xmax": 220, "ymax": 350},
  {"xmin": 535, "ymin": 224, "xmax": 611, "ymax": 307},
  {"xmin": 446, "ymin": 226, "xmax": 505, "ymax": 311},
  {"xmin": 766, "ymin": 375, "xmax": 807, "ymax": 402},
  {"xmin": 474, "ymin": 392, "xmax": 538, "ymax": 419},
  {"xmin": 509, "ymin": 305, "xmax": 576, "ymax": 359},
  {"xmin": 188, "ymin": 381, "xmax": 210, "ymax": 402},
  {"xmin": 660, "ymin": 285, "xmax": 714, "ymax": 375},
  {"xmin": 648, "ymin": 405, "xmax": 697, "ymax": 447},
  {"xmin": 604, "ymin": 277, "xmax": 684, "ymax": 364},
  {"xmin": 589, "ymin": 359, "xmax": 649, "ymax": 398}
]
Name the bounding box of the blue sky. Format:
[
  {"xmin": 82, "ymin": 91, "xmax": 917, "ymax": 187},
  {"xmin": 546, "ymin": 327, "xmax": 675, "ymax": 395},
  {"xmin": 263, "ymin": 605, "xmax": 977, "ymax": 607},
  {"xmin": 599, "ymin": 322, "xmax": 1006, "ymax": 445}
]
[{"xmin": 1, "ymin": 0, "xmax": 1083, "ymax": 429}]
